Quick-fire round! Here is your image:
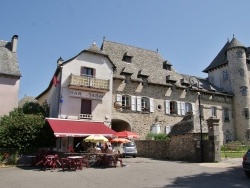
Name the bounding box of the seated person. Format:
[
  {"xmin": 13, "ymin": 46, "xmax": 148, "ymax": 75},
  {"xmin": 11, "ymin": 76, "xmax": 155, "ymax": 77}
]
[
  {"xmin": 95, "ymin": 145, "xmax": 101, "ymax": 153},
  {"xmin": 86, "ymin": 144, "xmax": 95, "ymax": 153},
  {"xmin": 106, "ymin": 145, "xmax": 113, "ymax": 154}
]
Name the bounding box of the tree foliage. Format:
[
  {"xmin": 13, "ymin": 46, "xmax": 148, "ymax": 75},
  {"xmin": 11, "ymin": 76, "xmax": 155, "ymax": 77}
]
[{"xmin": 0, "ymin": 101, "xmax": 55, "ymax": 154}]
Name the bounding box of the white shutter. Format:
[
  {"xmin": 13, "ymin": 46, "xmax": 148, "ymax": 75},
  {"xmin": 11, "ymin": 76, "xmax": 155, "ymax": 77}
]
[
  {"xmin": 165, "ymin": 100, "xmax": 170, "ymax": 114},
  {"xmin": 165, "ymin": 126, "xmax": 171, "ymax": 134},
  {"xmin": 150, "ymin": 98, "xmax": 154, "ymax": 112},
  {"xmin": 181, "ymin": 102, "xmax": 186, "ymax": 115},
  {"xmin": 136, "ymin": 96, "xmax": 141, "ymax": 111},
  {"xmin": 116, "ymin": 94, "xmax": 122, "ymax": 102},
  {"xmin": 177, "ymin": 101, "xmax": 181, "ymax": 115},
  {"xmin": 131, "ymin": 96, "xmax": 136, "ymax": 111},
  {"xmin": 192, "ymin": 103, "xmax": 196, "ymax": 115}
]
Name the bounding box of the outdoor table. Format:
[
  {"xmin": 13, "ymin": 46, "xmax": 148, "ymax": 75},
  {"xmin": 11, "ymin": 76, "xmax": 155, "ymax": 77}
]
[
  {"xmin": 66, "ymin": 156, "xmax": 83, "ymax": 170},
  {"xmin": 39, "ymin": 154, "xmax": 61, "ymax": 171}
]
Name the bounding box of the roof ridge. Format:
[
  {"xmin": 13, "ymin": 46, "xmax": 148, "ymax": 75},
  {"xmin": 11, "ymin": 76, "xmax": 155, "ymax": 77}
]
[{"xmin": 104, "ymin": 40, "xmax": 158, "ymax": 54}]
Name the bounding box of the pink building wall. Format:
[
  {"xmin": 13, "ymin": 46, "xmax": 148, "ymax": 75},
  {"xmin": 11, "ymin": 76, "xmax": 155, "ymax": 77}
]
[{"xmin": 0, "ymin": 77, "xmax": 20, "ymax": 116}]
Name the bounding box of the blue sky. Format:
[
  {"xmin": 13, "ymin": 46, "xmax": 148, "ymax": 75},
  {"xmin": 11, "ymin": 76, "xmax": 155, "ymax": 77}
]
[{"xmin": 2, "ymin": 0, "xmax": 250, "ymax": 99}]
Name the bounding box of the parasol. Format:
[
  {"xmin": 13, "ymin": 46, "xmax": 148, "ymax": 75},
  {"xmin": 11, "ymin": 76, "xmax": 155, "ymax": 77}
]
[
  {"xmin": 84, "ymin": 135, "xmax": 108, "ymax": 143},
  {"xmin": 113, "ymin": 130, "xmax": 139, "ymax": 139},
  {"xmin": 110, "ymin": 138, "xmax": 131, "ymax": 143}
]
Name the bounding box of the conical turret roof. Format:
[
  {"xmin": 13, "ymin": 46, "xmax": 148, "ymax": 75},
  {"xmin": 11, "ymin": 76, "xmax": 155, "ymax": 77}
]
[{"xmin": 227, "ymin": 37, "xmax": 246, "ymax": 51}]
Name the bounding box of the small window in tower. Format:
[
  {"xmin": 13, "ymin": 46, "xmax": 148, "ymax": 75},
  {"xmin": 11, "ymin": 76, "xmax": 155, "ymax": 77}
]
[
  {"xmin": 239, "ymin": 68, "xmax": 244, "ymax": 77},
  {"xmin": 223, "ymin": 71, "xmax": 229, "ymax": 80},
  {"xmin": 211, "ymin": 107, "xmax": 217, "ymax": 117},
  {"xmin": 224, "ymin": 108, "xmax": 230, "ymax": 122},
  {"xmin": 240, "ymin": 86, "xmax": 247, "ymax": 96},
  {"xmin": 244, "ymin": 108, "xmax": 249, "ymax": 119}
]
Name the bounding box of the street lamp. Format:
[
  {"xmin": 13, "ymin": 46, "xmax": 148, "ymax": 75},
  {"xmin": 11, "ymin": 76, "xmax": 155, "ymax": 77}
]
[{"xmin": 189, "ymin": 76, "xmax": 204, "ymax": 162}]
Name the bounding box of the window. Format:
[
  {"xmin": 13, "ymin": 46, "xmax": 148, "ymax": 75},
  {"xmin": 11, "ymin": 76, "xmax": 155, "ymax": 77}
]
[
  {"xmin": 122, "ymin": 56, "xmax": 132, "ymax": 63},
  {"xmin": 244, "ymin": 108, "xmax": 249, "ymax": 119},
  {"xmin": 240, "ymin": 86, "xmax": 247, "ymax": 96},
  {"xmin": 211, "ymin": 107, "xmax": 217, "ymax": 117},
  {"xmin": 247, "ymin": 131, "xmax": 250, "ymax": 140},
  {"xmin": 163, "ymin": 60, "xmax": 172, "ymax": 71},
  {"xmin": 170, "ymin": 101, "xmax": 177, "ymax": 115},
  {"xmin": 185, "ymin": 103, "xmax": 193, "ymax": 114},
  {"xmin": 165, "ymin": 100, "xmax": 192, "ymax": 116},
  {"xmin": 141, "ymin": 97, "xmax": 150, "ymax": 112},
  {"xmin": 224, "ymin": 108, "xmax": 230, "ymax": 122},
  {"xmin": 81, "ymin": 99, "xmax": 92, "ymax": 114},
  {"xmin": 122, "ymin": 53, "xmax": 133, "ymax": 63},
  {"xmin": 225, "ymin": 130, "xmax": 231, "ymax": 143},
  {"xmin": 81, "ymin": 67, "xmax": 95, "ymax": 77},
  {"xmin": 239, "ymin": 68, "xmax": 244, "ymax": 77},
  {"xmin": 223, "ymin": 71, "xmax": 229, "ymax": 80},
  {"xmin": 122, "ymin": 95, "xmax": 131, "ymax": 109}
]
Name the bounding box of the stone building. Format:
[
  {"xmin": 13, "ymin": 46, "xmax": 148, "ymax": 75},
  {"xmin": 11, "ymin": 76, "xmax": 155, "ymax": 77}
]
[
  {"xmin": 101, "ymin": 40, "xmax": 234, "ymax": 144},
  {"xmin": 0, "ymin": 35, "xmax": 21, "ymax": 117},
  {"xmin": 37, "ymin": 36, "xmax": 250, "ymax": 148},
  {"xmin": 203, "ymin": 37, "xmax": 250, "ymax": 143}
]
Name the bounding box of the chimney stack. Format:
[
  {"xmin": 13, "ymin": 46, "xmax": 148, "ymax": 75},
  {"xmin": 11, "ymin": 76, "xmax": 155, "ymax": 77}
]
[
  {"xmin": 11, "ymin": 35, "xmax": 18, "ymax": 53},
  {"xmin": 57, "ymin": 57, "xmax": 64, "ymax": 67}
]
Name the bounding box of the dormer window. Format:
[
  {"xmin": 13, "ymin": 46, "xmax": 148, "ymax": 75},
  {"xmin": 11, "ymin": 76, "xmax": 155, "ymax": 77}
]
[
  {"xmin": 163, "ymin": 60, "xmax": 172, "ymax": 71},
  {"xmin": 166, "ymin": 75, "xmax": 177, "ymax": 84},
  {"xmin": 122, "ymin": 52, "xmax": 133, "ymax": 63}
]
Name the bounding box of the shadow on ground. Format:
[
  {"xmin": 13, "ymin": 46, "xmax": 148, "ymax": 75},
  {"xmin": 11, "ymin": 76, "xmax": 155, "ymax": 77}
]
[{"xmin": 163, "ymin": 166, "xmax": 249, "ymax": 188}]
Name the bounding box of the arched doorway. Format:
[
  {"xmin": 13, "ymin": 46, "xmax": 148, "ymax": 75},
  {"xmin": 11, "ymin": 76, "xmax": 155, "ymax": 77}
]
[{"xmin": 111, "ymin": 119, "xmax": 131, "ymax": 132}]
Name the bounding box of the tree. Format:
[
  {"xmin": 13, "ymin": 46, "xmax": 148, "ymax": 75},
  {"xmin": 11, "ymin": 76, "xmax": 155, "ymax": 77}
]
[{"xmin": 0, "ymin": 102, "xmax": 55, "ymax": 154}]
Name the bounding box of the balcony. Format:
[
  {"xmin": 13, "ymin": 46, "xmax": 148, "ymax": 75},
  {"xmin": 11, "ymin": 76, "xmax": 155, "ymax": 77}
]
[{"xmin": 69, "ymin": 74, "xmax": 110, "ymax": 93}]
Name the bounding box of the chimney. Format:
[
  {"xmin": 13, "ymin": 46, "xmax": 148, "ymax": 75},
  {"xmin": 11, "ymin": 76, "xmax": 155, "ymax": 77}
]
[
  {"xmin": 57, "ymin": 57, "xmax": 64, "ymax": 67},
  {"xmin": 11, "ymin": 35, "xmax": 18, "ymax": 53}
]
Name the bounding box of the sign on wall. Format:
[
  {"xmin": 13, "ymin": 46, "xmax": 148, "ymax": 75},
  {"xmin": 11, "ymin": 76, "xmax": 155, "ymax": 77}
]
[{"xmin": 69, "ymin": 89, "xmax": 104, "ymax": 100}]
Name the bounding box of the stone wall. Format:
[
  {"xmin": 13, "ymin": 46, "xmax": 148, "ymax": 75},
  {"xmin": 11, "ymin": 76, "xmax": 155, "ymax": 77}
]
[
  {"xmin": 135, "ymin": 134, "xmax": 215, "ymax": 162},
  {"xmin": 112, "ymin": 78, "xmax": 234, "ymax": 145}
]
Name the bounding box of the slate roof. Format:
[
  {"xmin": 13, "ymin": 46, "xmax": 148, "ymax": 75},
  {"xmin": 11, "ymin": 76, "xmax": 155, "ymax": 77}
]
[
  {"xmin": 0, "ymin": 40, "xmax": 21, "ymax": 78},
  {"xmin": 101, "ymin": 40, "xmax": 185, "ymax": 86},
  {"xmin": 203, "ymin": 37, "xmax": 246, "ymax": 73},
  {"xmin": 101, "ymin": 40, "xmax": 232, "ymax": 95}
]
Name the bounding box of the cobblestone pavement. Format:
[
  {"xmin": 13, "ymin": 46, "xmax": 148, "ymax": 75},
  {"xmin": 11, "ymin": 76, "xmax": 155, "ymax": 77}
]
[{"xmin": 0, "ymin": 157, "xmax": 248, "ymax": 188}]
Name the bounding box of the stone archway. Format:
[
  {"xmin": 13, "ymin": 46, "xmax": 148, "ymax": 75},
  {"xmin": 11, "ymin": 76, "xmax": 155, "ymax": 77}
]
[{"xmin": 111, "ymin": 119, "xmax": 131, "ymax": 132}]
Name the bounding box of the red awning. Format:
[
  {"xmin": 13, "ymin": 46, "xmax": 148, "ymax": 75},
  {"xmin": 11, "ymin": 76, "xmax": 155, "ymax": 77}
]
[{"xmin": 46, "ymin": 118, "xmax": 116, "ymax": 137}]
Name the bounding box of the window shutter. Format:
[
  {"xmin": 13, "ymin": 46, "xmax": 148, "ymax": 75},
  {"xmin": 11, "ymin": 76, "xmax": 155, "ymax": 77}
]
[
  {"xmin": 93, "ymin": 68, "xmax": 96, "ymax": 77},
  {"xmin": 80, "ymin": 66, "xmax": 84, "ymax": 75},
  {"xmin": 181, "ymin": 102, "xmax": 185, "ymax": 115},
  {"xmin": 149, "ymin": 98, "xmax": 154, "ymax": 112},
  {"xmin": 136, "ymin": 96, "xmax": 141, "ymax": 111},
  {"xmin": 131, "ymin": 96, "xmax": 136, "ymax": 111},
  {"xmin": 165, "ymin": 100, "xmax": 170, "ymax": 114},
  {"xmin": 177, "ymin": 101, "xmax": 181, "ymax": 115},
  {"xmin": 116, "ymin": 94, "xmax": 122, "ymax": 102},
  {"xmin": 192, "ymin": 103, "xmax": 196, "ymax": 115}
]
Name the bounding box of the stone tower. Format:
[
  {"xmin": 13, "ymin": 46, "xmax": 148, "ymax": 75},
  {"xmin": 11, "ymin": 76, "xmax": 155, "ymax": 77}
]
[{"xmin": 226, "ymin": 37, "xmax": 250, "ymax": 143}]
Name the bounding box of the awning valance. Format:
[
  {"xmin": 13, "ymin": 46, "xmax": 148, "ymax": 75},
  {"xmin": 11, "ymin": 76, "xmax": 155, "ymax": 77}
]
[{"xmin": 46, "ymin": 118, "xmax": 116, "ymax": 137}]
